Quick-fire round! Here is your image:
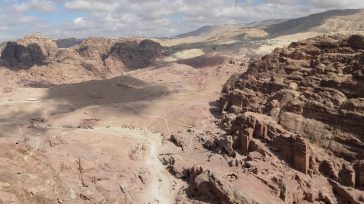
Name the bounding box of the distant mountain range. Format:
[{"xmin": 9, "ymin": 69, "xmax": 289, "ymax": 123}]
[
  {"xmin": 265, "ymin": 9, "xmax": 363, "ymax": 37},
  {"xmin": 175, "ymin": 9, "xmax": 364, "ymax": 40},
  {"xmin": 1, "ymin": 9, "xmax": 363, "ymax": 51}
]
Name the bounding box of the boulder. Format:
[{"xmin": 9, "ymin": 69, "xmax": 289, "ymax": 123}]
[{"xmin": 347, "ymin": 35, "xmax": 364, "ymax": 49}]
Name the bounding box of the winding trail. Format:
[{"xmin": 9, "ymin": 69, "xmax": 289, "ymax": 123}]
[{"xmin": 145, "ymin": 139, "xmax": 173, "ymax": 204}]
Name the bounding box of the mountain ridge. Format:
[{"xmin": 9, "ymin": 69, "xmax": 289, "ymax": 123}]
[{"xmin": 175, "ymin": 9, "xmax": 364, "ymax": 40}]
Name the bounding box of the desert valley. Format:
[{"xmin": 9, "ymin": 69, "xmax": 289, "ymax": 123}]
[{"xmin": 0, "ymin": 6, "xmax": 364, "ymax": 204}]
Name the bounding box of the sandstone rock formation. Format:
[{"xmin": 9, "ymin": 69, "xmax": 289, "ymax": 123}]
[
  {"xmin": 108, "ymin": 39, "xmax": 165, "ymax": 69},
  {"xmin": 75, "ymin": 38, "xmax": 165, "ymax": 72},
  {"xmin": 1, "ymin": 33, "xmax": 57, "ymax": 68},
  {"xmin": 77, "ymin": 37, "xmax": 117, "ymax": 61},
  {"xmin": 0, "ymin": 35, "xmax": 165, "ymax": 84},
  {"xmin": 219, "ymin": 34, "xmax": 364, "ymax": 203}
]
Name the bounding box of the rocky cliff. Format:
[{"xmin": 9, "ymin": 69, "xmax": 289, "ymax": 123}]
[
  {"xmin": 219, "ymin": 34, "xmax": 364, "ymax": 203},
  {"xmin": 1, "ymin": 33, "xmax": 57, "ymax": 68},
  {"xmin": 108, "ymin": 39, "xmax": 164, "ymax": 69}
]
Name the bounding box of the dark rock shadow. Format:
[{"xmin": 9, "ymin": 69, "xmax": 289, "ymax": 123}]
[
  {"xmin": 208, "ymin": 100, "xmax": 221, "ymax": 119},
  {"xmin": 1, "ymin": 42, "xmax": 49, "ymax": 69},
  {"xmin": 107, "ymin": 39, "xmax": 166, "ymax": 70},
  {"xmin": 42, "ymin": 75, "xmax": 170, "ymax": 115},
  {"xmin": 22, "ymin": 80, "xmax": 57, "ymax": 88},
  {"xmin": 80, "ymin": 62, "xmax": 105, "ymax": 77},
  {"xmin": 177, "ymin": 55, "xmax": 225, "ymax": 68},
  {"xmin": 0, "ymin": 75, "xmax": 170, "ymax": 127},
  {"xmin": 55, "ymin": 38, "xmax": 82, "ymax": 48},
  {"xmin": 184, "ymin": 184, "xmax": 220, "ymax": 204}
]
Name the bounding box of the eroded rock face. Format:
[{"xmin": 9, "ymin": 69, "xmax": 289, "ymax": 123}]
[
  {"xmin": 1, "ymin": 33, "xmax": 57, "ymax": 68},
  {"xmin": 77, "ymin": 38, "xmax": 165, "ymax": 71},
  {"xmin": 108, "ymin": 39, "xmax": 165, "ymax": 69},
  {"xmin": 77, "ymin": 37, "xmax": 117, "ymax": 61},
  {"xmin": 219, "ymin": 34, "xmax": 364, "ymax": 203},
  {"xmin": 225, "ymin": 111, "xmax": 310, "ymax": 174}
]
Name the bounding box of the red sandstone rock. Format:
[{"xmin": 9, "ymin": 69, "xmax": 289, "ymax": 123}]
[
  {"xmin": 240, "ymin": 128, "xmax": 254, "ymax": 155},
  {"xmin": 218, "ymin": 34, "xmax": 364, "ymax": 203}
]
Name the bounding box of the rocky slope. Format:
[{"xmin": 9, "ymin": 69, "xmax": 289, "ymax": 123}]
[
  {"xmin": 266, "ymin": 9, "xmax": 364, "ymax": 37},
  {"xmin": 217, "ymin": 34, "xmax": 364, "ymax": 203}
]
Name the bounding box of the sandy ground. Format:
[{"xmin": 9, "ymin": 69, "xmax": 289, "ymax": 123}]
[{"xmin": 0, "ymin": 55, "xmax": 245, "ymax": 203}]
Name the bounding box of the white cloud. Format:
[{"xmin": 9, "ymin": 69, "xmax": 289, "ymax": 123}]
[
  {"xmin": 306, "ymin": 0, "xmax": 364, "ymax": 9},
  {"xmin": 265, "ymin": 0, "xmax": 293, "ymax": 5},
  {"xmin": 57, "ymin": 0, "xmax": 324, "ymax": 38},
  {"xmin": 17, "ymin": 16, "xmax": 37, "ymax": 23},
  {"xmin": 65, "ymin": 0, "xmax": 118, "ymax": 12},
  {"xmin": 14, "ymin": 0, "xmax": 56, "ymax": 13},
  {"xmin": 0, "ymin": 0, "xmax": 363, "ymax": 41}
]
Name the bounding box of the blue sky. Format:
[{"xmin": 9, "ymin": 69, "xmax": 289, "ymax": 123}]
[
  {"xmin": 0, "ymin": 0, "xmax": 363, "ymax": 41},
  {"xmin": 26, "ymin": 4, "xmax": 86, "ymax": 25}
]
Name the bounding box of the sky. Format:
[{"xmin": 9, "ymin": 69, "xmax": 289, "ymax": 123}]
[{"xmin": 0, "ymin": 0, "xmax": 363, "ymax": 41}]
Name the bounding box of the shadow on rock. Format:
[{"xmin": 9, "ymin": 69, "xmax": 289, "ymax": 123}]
[
  {"xmin": 108, "ymin": 39, "xmax": 165, "ymax": 70},
  {"xmin": 1, "ymin": 42, "xmax": 50, "ymax": 69}
]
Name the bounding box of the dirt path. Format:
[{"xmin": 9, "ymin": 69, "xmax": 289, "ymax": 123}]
[{"xmin": 144, "ymin": 138, "xmax": 174, "ymax": 204}]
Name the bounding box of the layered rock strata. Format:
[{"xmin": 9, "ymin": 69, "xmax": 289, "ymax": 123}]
[{"xmin": 218, "ymin": 34, "xmax": 364, "ymax": 203}]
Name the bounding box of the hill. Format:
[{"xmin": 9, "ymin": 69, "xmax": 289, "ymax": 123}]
[
  {"xmin": 157, "ymin": 9, "xmax": 364, "ymax": 57},
  {"xmin": 266, "ymin": 9, "xmax": 364, "ymax": 37},
  {"xmin": 174, "ymin": 9, "xmax": 364, "ymax": 41}
]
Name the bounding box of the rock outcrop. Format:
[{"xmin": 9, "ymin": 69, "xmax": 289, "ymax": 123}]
[
  {"xmin": 108, "ymin": 39, "xmax": 165, "ymax": 69},
  {"xmin": 1, "ymin": 33, "xmax": 57, "ymax": 68},
  {"xmin": 77, "ymin": 37, "xmax": 117, "ymax": 61},
  {"xmin": 0, "ymin": 35, "xmax": 166, "ymax": 84},
  {"xmin": 77, "ymin": 38, "xmax": 165, "ymax": 71},
  {"xmin": 219, "ymin": 34, "xmax": 364, "ymax": 203},
  {"xmin": 231, "ymin": 112, "xmax": 310, "ymax": 174}
]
